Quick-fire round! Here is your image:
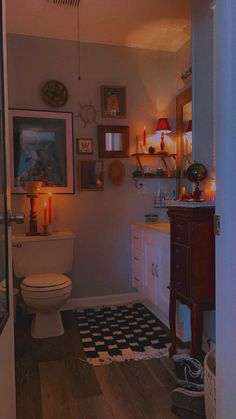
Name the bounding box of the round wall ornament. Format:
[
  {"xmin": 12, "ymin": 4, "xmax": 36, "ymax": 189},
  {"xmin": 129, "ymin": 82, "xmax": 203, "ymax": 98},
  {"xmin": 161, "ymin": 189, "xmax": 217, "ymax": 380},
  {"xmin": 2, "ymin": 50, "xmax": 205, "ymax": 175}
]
[
  {"xmin": 108, "ymin": 160, "xmax": 126, "ymax": 185},
  {"xmin": 41, "ymin": 80, "xmax": 68, "ymax": 107}
]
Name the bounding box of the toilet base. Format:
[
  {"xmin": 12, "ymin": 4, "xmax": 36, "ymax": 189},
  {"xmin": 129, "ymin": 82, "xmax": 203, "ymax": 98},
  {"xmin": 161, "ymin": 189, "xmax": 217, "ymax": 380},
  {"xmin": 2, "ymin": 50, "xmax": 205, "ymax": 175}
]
[{"xmin": 31, "ymin": 310, "xmax": 64, "ymax": 339}]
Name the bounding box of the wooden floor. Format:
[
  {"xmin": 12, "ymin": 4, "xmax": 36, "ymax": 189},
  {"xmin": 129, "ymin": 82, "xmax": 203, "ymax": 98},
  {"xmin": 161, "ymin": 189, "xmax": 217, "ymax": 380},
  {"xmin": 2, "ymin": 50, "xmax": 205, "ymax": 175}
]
[{"xmin": 15, "ymin": 310, "xmax": 180, "ymax": 419}]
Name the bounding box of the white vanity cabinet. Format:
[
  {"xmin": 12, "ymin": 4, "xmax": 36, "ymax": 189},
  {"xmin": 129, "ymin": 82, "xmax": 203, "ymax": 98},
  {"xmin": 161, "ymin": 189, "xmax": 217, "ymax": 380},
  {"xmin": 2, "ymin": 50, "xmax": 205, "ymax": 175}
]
[
  {"xmin": 131, "ymin": 222, "xmax": 191, "ymax": 341},
  {"xmin": 131, "ymin": 223, "xmax": 170, "ymax": 327}
]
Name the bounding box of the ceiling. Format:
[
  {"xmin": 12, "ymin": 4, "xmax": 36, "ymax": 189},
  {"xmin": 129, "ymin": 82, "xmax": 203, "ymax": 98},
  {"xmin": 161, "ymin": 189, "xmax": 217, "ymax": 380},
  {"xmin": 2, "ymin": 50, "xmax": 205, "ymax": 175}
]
[{"xmin": 6, "ymin": 0, "xmax": 191, "ymax": 52}]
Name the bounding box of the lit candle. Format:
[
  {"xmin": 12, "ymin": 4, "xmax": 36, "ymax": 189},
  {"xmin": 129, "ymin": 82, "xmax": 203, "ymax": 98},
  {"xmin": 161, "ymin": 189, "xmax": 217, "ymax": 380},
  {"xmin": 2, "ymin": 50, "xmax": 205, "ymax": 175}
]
[
  {"xmin": 143, "ymin": 126, "xmax": 146, "ymax": 146},
  {"xmin": 48, "ymin": 192, "xmax": 52, "ymax": 225},
  {"xmin": 43, "ymin": 201, "xmax": 47, "ymax": 225},
  {"xmin": 205, "ymin": 181, "xmax": 216, "ymax": 201}
]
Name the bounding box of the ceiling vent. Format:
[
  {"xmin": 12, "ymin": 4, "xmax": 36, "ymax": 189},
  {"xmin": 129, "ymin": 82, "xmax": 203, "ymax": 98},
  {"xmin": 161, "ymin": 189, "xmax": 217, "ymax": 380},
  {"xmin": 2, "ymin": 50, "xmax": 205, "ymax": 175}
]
[{"xmin": 48, "ymin": 0, "xmax": 80, "ymax": 6}]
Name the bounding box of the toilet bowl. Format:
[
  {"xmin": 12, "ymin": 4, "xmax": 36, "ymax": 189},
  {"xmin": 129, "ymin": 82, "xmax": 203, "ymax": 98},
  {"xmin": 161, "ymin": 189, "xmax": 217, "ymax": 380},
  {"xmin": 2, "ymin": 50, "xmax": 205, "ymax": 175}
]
[
  {"xmin": 21, "ymin": 273, "xmax": 72, "ymax": 338},
  {"xmin": 12, "ymin": 231, "xmax": 74, "ymax": 338}
]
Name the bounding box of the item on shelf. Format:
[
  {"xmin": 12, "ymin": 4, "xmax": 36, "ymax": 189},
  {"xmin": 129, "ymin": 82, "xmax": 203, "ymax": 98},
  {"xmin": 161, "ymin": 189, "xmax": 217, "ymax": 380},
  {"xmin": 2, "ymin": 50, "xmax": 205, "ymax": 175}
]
[
  {"xmin": 143, "ymin": 166, "xmax": 153, "ymax": 175},
  {"xmin": 156, "ymin": 168, "xmax": 164, "ymax": 176},
  {"xmin": 148, "ymin": 146, "xmax": 155, "ymax": 154},
  {"xmin": 132, "ymin": 169, "xmax": 142, "ymax": 178},
  {"xmin": 145, "ymin": 214, "xmax": 159, "ymax": 223}
]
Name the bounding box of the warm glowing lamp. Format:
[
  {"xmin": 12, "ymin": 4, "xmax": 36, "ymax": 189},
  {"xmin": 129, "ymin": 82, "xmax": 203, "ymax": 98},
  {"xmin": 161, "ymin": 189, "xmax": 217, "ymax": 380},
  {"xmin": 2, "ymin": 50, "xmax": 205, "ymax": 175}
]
[{"xmin": 155, "ymin": 118, "xmax": 172, "ymax": 151}]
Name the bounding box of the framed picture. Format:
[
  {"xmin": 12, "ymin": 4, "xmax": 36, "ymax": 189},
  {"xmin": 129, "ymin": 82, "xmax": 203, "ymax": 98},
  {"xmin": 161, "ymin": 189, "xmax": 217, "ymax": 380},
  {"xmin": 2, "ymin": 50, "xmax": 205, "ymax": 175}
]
[
  {"xmin": 101, "ymin": 86, "xmax": 127, "ymax": 118},
  {"xmin": 9, "ymin": 109, "xmax": 74, "ymax": 194},
  {"xmin": 78, "ymin": 160, "xmax": 104, "ymax": 191},
  {"xmin": 77, "ymin": 138, "xmax": 93, "ymax": 154}
]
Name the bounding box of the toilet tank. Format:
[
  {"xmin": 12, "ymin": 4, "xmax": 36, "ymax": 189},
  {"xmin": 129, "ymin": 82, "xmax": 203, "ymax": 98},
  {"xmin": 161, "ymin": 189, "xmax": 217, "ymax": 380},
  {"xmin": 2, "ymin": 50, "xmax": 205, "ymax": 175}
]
[{"xmin": 12, "ymin": 231, "xmax": 75, "ymax": 278}]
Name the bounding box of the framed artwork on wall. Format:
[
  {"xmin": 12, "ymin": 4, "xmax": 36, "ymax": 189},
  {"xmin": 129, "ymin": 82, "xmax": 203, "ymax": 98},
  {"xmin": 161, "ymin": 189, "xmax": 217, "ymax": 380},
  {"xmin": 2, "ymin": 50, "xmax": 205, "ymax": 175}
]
[
  {"xmin": 78, "ymin": 160, "xmax": 104, "ymax": 191},
  {"xmin": 9, "ymin": 109, "xmax": 74, "ymax": 194},
  {"xmin": 77, "ymin": 138, "xmax": 93, "ymax": 154},
  {"xmin": 101, "ymin": 85, "xmax": 127, "ymax": 118}
]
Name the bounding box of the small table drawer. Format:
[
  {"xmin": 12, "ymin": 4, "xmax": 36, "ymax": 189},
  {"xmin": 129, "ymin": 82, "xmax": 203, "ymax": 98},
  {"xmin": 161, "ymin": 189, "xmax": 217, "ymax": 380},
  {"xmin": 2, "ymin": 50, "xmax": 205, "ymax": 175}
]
[
  {"xmin": 171, "ymin": 244, "xmax": 190, "ymax": 295},
  {"xmin": 172, "ymin": 219, "xmax": 189, "ymax": 245}
]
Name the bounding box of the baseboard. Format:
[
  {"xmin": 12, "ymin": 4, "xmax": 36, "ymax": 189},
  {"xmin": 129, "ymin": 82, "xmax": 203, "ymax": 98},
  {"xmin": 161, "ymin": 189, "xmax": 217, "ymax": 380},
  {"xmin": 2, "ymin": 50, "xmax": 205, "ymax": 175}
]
[{"xmin": 63, "ymin": 291, "xmax": 141, "ymax": 310}]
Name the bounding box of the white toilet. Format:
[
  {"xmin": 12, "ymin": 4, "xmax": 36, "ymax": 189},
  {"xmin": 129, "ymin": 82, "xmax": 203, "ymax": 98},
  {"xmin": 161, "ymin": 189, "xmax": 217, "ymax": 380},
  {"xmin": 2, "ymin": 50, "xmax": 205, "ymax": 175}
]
[{"xmin": 12, "ymin": 231, "xmax": 74, "ymax": 339}]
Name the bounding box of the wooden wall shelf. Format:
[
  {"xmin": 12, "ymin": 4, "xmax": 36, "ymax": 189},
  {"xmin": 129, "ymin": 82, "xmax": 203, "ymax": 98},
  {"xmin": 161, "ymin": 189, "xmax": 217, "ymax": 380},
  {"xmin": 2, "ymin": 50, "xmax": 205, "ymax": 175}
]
[{"xmin": 131, "ymin": 152, "xmax": 177, "ymax": 177}]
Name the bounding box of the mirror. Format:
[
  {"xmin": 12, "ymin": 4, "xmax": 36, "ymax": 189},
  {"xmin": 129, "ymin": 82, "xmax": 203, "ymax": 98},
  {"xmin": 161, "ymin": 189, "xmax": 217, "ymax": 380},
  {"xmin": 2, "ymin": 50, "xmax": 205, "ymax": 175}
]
[
  {"xmin": 98, "ymin": 125, "xmax": 129, "ymax": 158},
  {"xmin": 0, "ymin": 1, "xmax": 9, "ymax": 333},
  {"xmin": 176, "ymin": 87, "xmax": 192, "ymax": 197}
]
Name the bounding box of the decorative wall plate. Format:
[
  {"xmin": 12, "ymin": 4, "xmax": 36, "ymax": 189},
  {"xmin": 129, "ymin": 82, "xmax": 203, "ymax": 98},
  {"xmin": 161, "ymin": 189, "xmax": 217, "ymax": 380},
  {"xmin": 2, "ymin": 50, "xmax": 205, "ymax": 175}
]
[
  {"xmin": 107, "ymin": 160, "xmax": 125, "ymax": 185},
  {"xmin": 41, "ymin": 80, "xmax": 68, "ymax": 107}
]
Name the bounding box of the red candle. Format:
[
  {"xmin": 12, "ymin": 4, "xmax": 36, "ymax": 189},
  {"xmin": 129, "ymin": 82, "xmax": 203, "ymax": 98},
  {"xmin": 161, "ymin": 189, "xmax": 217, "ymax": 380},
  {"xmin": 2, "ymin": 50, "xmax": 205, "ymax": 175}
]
[
  {"xmin": 143, "ymin": 126, "xmax": 146, "ymax": 146},
  {"xmin": 43, "ymin": 201, "xmax": 47, "ymax": 225},
  {"xmin": 48, "ymin": 192, "xmax": 52, "ymax": 225}
]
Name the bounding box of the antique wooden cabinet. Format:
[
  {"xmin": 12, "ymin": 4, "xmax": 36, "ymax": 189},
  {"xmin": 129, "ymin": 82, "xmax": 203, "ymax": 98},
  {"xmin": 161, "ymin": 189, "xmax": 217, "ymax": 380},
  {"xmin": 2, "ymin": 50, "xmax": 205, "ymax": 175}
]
[{"xmin": 167, "ymin": 206, "xmax": 215, "ymax": 358}]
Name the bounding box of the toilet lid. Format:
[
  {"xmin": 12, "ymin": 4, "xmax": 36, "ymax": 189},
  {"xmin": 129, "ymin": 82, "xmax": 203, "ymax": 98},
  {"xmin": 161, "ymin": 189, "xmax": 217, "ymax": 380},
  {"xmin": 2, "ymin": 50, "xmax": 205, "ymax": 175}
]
[{"xmin": 23, "ymin": 273, "xmax": 70, "ymax": 288}]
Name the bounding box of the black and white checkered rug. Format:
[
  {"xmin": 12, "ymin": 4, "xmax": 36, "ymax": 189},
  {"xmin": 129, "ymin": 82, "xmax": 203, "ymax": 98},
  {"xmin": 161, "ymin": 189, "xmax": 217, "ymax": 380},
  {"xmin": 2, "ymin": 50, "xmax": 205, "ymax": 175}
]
[{"xmin": 76, "ymin": 302, "xmax": 170, "ymax": 366}]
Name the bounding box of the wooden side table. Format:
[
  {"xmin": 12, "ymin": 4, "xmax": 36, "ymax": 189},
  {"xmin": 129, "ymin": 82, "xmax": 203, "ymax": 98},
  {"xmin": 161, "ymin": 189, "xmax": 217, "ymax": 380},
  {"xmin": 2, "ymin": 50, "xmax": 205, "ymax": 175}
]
[{"xmin": 167, "ymin": 206, "xmax": 215, "ymax": 359}]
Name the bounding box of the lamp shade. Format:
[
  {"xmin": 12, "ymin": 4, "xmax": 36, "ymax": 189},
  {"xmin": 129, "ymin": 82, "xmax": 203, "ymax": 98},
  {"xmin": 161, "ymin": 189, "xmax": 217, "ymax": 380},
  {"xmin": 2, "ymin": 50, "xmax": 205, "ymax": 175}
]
[
  {"xmin": 156, "ymin": 118, "xmax": 172, "ymax": 133},
  {"xmin": 186, "ymin": 120, "xmax": 192, "ymax": 133}
]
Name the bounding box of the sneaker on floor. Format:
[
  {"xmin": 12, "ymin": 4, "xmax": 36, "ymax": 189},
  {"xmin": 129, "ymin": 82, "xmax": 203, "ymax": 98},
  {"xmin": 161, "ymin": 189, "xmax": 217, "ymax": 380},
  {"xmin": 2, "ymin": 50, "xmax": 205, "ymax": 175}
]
[
  {"xmin": 171, "ymin": 386, "xmax": 205, "ymax": 418},
  {"xmin": 172, "ymin": 354, "xmax": 204, "ymax": 389}
]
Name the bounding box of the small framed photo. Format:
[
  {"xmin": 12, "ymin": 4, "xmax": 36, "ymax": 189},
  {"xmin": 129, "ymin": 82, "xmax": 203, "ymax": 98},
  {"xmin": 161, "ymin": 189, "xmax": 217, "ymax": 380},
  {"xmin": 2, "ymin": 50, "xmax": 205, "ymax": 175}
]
[
  {"xmin": 101, "ymin": 85, "xmax": 127, "ymax": 118},
  {"xmin": 77, "ymin": 138, "xmax": 93, "ymax": 154},
  {"xmin": 78, "ymin": 160, "xmax": 104, "ymax": 191}
]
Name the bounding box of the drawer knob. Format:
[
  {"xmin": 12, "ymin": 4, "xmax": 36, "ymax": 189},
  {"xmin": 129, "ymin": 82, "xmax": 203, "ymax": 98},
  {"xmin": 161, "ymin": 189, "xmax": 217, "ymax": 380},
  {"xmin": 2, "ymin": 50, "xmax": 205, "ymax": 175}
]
[
  {"xmin": 175, "ymin": 248, "xmax": 180, "ymax": 254},
  {"xmin": 176, "ymin": 264, "xmax": 180, "ymax": 269}
]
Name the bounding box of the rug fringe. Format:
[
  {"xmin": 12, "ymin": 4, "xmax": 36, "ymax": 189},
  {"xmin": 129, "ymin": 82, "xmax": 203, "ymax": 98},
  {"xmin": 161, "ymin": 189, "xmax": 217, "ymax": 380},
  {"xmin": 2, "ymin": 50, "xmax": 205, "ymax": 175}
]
[
  {"xmin": 75, "ymin": 300, "xmax": 141, "ymax": 312},
  {"xmin": 80, "ymin": 346, "xmax": 170, "ymax": 367}
]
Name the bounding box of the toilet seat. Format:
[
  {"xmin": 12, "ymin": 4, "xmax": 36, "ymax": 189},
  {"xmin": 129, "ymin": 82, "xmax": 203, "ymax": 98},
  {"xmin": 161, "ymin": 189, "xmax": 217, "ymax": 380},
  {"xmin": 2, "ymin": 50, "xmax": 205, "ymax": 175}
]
[
  {"xmin": 21, "ymin": 274, "xmax": 72, "ymax": 299},
  {"xmin": 23, "ymin": 273, "xmax": 70, "ymax": 289}
]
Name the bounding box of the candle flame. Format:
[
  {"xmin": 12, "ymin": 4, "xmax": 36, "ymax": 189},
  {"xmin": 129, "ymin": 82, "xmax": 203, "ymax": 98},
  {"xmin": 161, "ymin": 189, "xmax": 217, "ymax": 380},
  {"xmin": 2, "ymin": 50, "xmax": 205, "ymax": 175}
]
[
  {"xmin": 44, "ymin": 201, "xmax": 47, "ymax": 207},
  {"xmin": 49, "ymin": 192, "xmax": 52, "ymax": 197}
]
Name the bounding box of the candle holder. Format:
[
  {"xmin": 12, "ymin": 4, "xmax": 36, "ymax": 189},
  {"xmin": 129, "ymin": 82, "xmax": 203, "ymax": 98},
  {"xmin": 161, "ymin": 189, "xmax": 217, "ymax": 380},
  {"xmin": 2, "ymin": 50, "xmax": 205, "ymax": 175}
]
[
  {"xmin": 41, "ymin": 224, "xmax": 51, "ymax": 236},
  {"xmin": 24, "ymin": 181, "xmax": 43, "ymax": 236}
]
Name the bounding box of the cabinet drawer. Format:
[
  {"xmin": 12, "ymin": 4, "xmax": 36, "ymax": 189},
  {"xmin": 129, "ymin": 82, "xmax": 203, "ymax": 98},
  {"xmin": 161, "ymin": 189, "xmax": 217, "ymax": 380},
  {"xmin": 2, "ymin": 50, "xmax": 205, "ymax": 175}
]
[
  {"xmin": 172, "ymin": 219, "xmax": 189, "ymax": 245},
  {"xmin": 171, "ymin": 244, "xmax": 190, "ymax": 295}
]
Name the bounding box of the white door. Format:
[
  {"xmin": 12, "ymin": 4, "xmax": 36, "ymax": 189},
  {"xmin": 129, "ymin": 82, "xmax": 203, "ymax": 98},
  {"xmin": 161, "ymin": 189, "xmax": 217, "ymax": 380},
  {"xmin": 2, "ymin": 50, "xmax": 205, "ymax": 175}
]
[{"xmin": 0, "ymin": 1, "xmax": 16, "ymax": 418}]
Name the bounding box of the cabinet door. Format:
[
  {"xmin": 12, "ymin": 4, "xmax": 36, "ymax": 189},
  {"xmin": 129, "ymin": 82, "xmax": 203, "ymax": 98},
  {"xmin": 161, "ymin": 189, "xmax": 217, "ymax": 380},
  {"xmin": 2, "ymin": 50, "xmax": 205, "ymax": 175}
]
[
  {"xmin": 143, "ymin": 242, "xmax": 158, "ymax": 304},
  {"xmin": 131, "ymin": 226, "xmax": 144, "ymax": 291}
]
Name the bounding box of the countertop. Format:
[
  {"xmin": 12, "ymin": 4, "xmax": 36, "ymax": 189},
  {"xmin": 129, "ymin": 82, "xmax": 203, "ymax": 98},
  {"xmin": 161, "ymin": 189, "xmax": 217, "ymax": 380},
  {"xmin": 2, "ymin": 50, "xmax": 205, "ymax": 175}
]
[
  {"xmin": 167, "ymin": 200, "xmax": 215, "ymax": 208},
  {"xmin": 132, "ymin": 221, "xmax": 170, "ymax": 234}
]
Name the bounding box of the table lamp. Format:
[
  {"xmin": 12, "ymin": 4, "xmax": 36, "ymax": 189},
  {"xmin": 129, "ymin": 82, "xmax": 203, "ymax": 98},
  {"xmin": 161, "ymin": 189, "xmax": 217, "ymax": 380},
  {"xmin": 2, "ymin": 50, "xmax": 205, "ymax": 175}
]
[{"xmin": 155, "ymin": 118, "xmax": 172, "ymax": 152}]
